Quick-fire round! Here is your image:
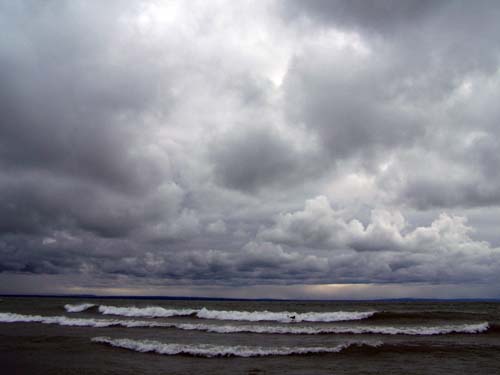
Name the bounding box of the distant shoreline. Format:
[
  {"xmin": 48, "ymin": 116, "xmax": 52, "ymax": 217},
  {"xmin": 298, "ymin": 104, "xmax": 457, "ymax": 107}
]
[{"xmin": 1, "ymin": 294, "xmax": 499, "ymax": 303}]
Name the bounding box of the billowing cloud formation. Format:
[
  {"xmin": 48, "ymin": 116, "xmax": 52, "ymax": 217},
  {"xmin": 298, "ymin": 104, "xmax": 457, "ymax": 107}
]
[
  {"xmin": 257, "ymin": 196, "xmax": 500, "ymax": 283},
  {"xmin": 1, "ymin": 0, "xmax": 500, "ymax": 297},
  {"xmin": 259, "ymin": 196, "xmax": 485, "ymax": 253}
]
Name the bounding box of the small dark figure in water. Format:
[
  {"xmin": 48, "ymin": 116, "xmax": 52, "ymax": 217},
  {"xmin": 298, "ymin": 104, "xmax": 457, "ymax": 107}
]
[{"xmin": 290, "ymin": 315, "xmax": 295, "ymax": 320}]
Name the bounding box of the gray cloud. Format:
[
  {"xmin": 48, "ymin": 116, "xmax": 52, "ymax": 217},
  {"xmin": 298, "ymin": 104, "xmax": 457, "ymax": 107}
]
[
  {"xmin": 280, "ymin": 0, "xmax": 500, "ymax": 210},
  {"xmin": 259, "ymin": 195, "xmax": 488, "ymax": 253},
  {"xmin": 283, "ymin": 0, "xmax": 443, "ymax": 35},
  {"xmin": 283, "ymin": 46, "xmax": 424, "ymax": 167},
  {"xmin": 284, "ymin": 0, "xmax": 500, "ymax": 76},
  {"xmin": 0, "ymin": 1, "xmax": 169, "ymax": 192},
  {"xmin": 259, "ymin": 195, "xmax": 500, "ymax": 283},
  {"xmin": 210, "ymin": 125, "xmax": 323, "ymax": 193},
  {"xmin": 211, "ymin": 127, "xmax": 298, "ymax": 192},
  {"xmin": 1, "ymin": 0, "xmax": 500, "ymax": 296}
]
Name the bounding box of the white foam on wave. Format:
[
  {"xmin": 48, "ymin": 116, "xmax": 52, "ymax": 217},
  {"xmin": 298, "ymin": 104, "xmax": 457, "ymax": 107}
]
[
  {"xmin": 0, "ymin": 312, "xmax": 489, "ymax": 336},
  {"xmin": 171, "ymin": 322, "xmax": 490, "ymax": 335},
  {"xmin": 357, "ymin": 322, "xmax": 490, "ymax": 335},
  {"xmin": 0, "ymin": 312, "xmax": 167, "ymax": 328},
  {"xmin": 64, "ymin": 303, "xmax": 95, "ymax": 313},
  {"xmin": 96, "ymin": 305, "xmax": 375, "ymax": 322},
  {"xmin": 98, "ymin": 305, "xmax": 197, "ymax": 318},
  {"xmin": 196, "ymin": 308, "xmax": 376, "ymax": 322},
  {"xmin": 91, "ymin": 336, "xmax": 383, "ymax": 357}
]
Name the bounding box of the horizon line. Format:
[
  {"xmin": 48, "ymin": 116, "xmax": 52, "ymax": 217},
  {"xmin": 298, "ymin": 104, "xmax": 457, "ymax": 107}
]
[{"xmin": 1, "ymin": 294, "xmax": 500, "ymax": 302}]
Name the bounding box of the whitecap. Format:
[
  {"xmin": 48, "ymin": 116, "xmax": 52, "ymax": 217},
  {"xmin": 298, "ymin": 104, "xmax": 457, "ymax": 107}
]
[
  {"xmin": 95, "ymin": 305, "xmax": 376, "ymax": 322},
  {"xmin": 98, "ymin": 305, "xmax": 197, "ymax": 318},
  {"xmin": 0, "ymin": 312, "xmax": 166, "ymax": 328},
  {"xmin": 64, "ymin": 303, "xmax": 95, "ymax": 313},
  {"xmin": 171, "ymin": 322, "xmax": 490, "ymax": 335},
  {"xmin": 195, "ymin": 307, "xmax": 376, "ymax": 323},
  {"xmin": 91, "ymin": 336, "xmax": 383, "ymax": 357},
  {"xmin": 0, "ymin": 312, "xmax": 489, "ymax": 336}
]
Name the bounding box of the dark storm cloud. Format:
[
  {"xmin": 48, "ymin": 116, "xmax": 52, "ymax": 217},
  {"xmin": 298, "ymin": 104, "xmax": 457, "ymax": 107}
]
[
  {"xmin": 211, "ymin": 127, "xmax": 296, "ymax": 192},
  {"xmin": 283, "ymin": 47, "xmax": 424, "ymax": 167},
  {"xmin": 0, "ymin": 1, "xmax": 197, "ymax": 241},
  {"xmin": 0, "ymin": 1, "xmax": 169, "ymax": 194},
  {"xmin": 283, "ymin": 0, "xmax": 500, "ymax": 103},
  {"xmin": 210, "ymin": 126, "xmax": 322, "ymax": 193},
  {"xmin": 376, "ymin": 126, "xmax": 500, "ymax": 210},
  {"xmin": 283, "ymin": 0, "xmax": 443, "ymax": 34},
  {"xmin": 0, "ymin": 230, "xmax": 142, "ymax": 275},
  {"xmin": 1, "ymin": 0, "xmax": 500, "ymax": 294},
  {"xmin": 280, "ymin": 0, "xmax": 500, "ymax": 209}
]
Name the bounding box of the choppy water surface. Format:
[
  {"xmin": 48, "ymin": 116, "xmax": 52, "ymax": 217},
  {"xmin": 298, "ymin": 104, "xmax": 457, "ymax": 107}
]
[{"xmin": 1, "ymin": 297, "xmax": 500, "ymax": 374}]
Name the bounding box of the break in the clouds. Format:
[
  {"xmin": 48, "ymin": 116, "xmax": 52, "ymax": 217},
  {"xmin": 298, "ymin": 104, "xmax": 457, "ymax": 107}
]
[{"xmin": 1, "ymin": 0, "xmax": 500, "ymax": 298}]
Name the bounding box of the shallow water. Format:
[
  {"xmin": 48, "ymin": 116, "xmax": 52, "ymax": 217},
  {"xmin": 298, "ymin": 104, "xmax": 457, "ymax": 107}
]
[{"xmin": 1, "ymin": 297, "xmax": 500, "ymax": 374}]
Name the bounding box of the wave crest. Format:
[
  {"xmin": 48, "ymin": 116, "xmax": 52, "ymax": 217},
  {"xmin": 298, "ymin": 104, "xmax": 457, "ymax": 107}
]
[
  {"xmin": 174, "ymin": 322, "xmax": 490, "ymax": 335},
  {"xmin": 195, "ymin": 307, "xmax": 375, "ymax": 323},
  {"xmin": 64, "ymin": 303, "xmax": 95, "ymax": 313},
  {"xmin": 0, "ymin": 312, "xmax": 165, "ymax": 328},
  {"xmin": 0, "ymin": 312, "xmax": 490, "ymax": 335},
  {"xmin": 91, "ymin": 336, "xmax": 382, "ymax": 357},
  {"xmin": 98, "ymin": 305, "xmax": 197, "ymax": 318},
  {"xmin": 95, "ymin": 305, "xmax": 375, "ymax": 322}
]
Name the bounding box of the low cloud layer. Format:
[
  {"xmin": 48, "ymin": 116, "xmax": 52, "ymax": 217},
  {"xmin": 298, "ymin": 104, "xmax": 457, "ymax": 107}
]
[{"xmin": 1, "ymin": 1, "xmax": 500, "ymax": 297}]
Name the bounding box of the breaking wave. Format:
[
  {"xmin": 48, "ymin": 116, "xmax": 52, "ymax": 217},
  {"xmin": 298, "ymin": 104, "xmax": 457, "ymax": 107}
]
[
  {"xmin": 98, "ymin": 305, "xmax": 198, "ymax": 318},
  {"xmin": 64, "ymin": 303, "xmax": 95, "ymax": 313},
  {"xmin": 195, "ymin": 308, "xmax": 375, "ymax": 322},
  {"xmin": 96, "ymin": 305, "xmax": 375, "ymax": 322},
  {"xmin": 0, "ymin": 312, "xmax": 490, "ymax": 335},
  {"xmin": 0, "ymin": 312, "xmax": 165, "ymax": 328},
  {"xmin": 91, "ymin": 336, "xmax": 383, "ymax": 357},
  {"xmin": 173, "ymin": 322, "xmax": 490, "ymax": 335}
]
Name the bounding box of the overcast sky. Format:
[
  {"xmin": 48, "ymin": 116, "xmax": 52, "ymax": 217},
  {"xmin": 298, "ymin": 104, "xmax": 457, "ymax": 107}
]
[{"xmin": 1, "ymin": 0, "xmax": 500, "ymax": 299}]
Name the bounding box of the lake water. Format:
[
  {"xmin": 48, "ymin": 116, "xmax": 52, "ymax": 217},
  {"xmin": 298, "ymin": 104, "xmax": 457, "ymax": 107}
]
[{"xmin": 1, "ymin": 297, "xmax": 499, "ymax": 374}]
